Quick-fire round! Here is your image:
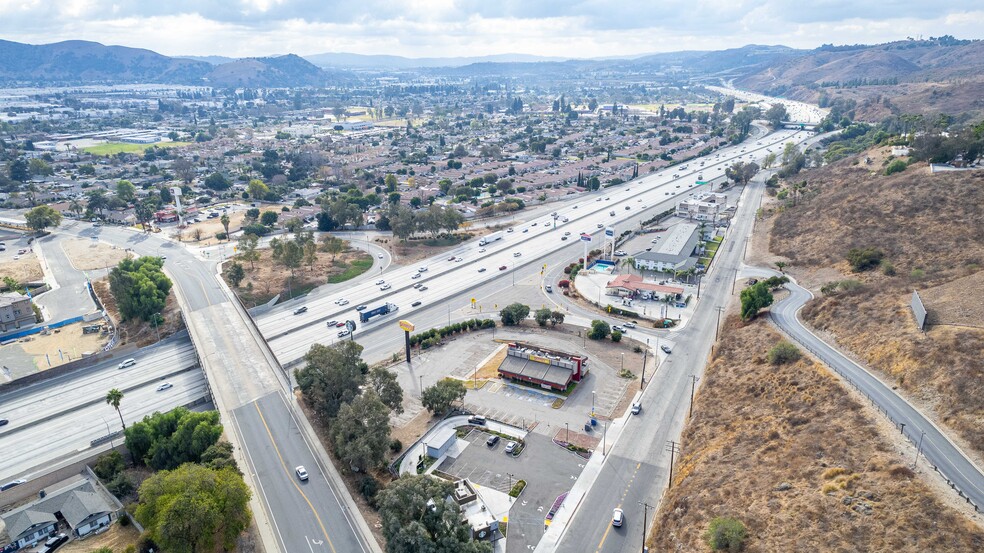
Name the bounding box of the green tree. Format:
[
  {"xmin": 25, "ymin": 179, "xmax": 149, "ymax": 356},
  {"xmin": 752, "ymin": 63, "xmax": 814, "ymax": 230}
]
[
  {"xmin": 116, "ymin": 180, "xmax": 137, "ymax": 203},
  {"xmin": 384, "ymin": 173, "xmax": 398, "ymax": 192},
  {"xmin": 135, "ymin": 463, "xmax": 251, "ymax": 553},
  {"xmin": 108, "ymin": 256, "xmax": 172, "ymax": 322},
  {"xmin": 740, "ymin": 282, "xmax": 774, "ymax": 320},
  {"xmin": 295, "ymin": 341, "xmax": 369, "ymax": 423},
  {"xmin": 237, "ymin": 233, "xmax": 260, "ymax": 270},
  {"xmin": 225, "ymin": 261, "xmax": 245, "ymax": 287},
  {"xmin": 8, "ymin": 158, "xmax": 29, "ymax": 181},
  {"xmin": 765, "ymin": 104, "xmax": 788, "ymax": 128},
  {"xmin": 219, "ymin": 213, "xmax": 230, "ymax": 239},
  {"xmin": 320, "ymin": 235, "xmax": 346, "ymax": 261},
  {"xmin": 24, "ymin": 205, "xmax": 63, "ymax": 232},
  {"xmin": 203, "ymin": 172, "xmax": 230, "ymax": 191},
  {"xmin": 260, "ymin": 210, "xmax": 279, "ymax": 226},
  {"xmin": 332, "ymin": 391, "xmax": 391, "ymax": 472},
  {"xmin": 270, "ymin": 237, "xmax": 303, "ymax": 277},
  {"xmin": 846, "ymin": 247, "xmax": 884, "ymax": 272},
  {"xmin": 93, "ymin": 450, "xmax": 126, "ymax": 480},
  {"xmin": 172, "ymin": 158, "xmax": 196, "ymax": 183},
  {"xmin": 534, "ymin": 307, "xmax": 552, "ymax": 327},
  {"xmin": 421, "ymin": 378, "xmax": 466, "ymax": 415},
  {"xmin": 589, "ymin": 319, "xmax": 611, "ymax": 340},
  {"xmin": 377, "ymin": 476, "xmax": 491, "ymax": 553},
  {"xmin": 500, "ymin": 303, "xmax": 530, "ymax": 326},
  {"xmin": 106, "ymin": 388, "xmax": 127, "ymax": 432},
  {"xmin": 368, "ymin": 366, "xmax": 404, "ymax": 414},
  {"xmin": 86, "ymin": 188, "xmax": 109, "ymax": 216},
  {"xmin": 124, "ymin": 408, "xmax": 223, "ymax": 470},
  {"xmin": 247, "ymin": 179, "xmax": 269, "ymax": 200},
  {"xmin": 28, "ymin": 158, "xmax": 53, "ymax": 177},
  {"xmin": 200, "ymin": 441, "xmax": 239, "ymax": 473},
  {"xmin": 550, "ymin": 310, "xmax": 566, "ymax": 326},
  {"xmin": 611, "ymin": 330, "xmax": 622, "ymax": 342},
  {"xmin": 704, "ymin": 517, "xmax": 747, "ymax": 552}
]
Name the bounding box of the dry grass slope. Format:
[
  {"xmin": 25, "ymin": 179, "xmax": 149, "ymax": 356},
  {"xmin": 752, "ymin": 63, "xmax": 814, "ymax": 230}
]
[
  {"xmin": 648, "ymin": 317, "xmax": 984, "ymax": 553},
  {"xmin": 767, "ymin": 159, "xmax": 984, "ymax": 462}
]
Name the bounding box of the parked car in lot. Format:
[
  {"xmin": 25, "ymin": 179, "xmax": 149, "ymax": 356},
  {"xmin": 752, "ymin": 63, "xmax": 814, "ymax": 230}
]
[
  {"xmin": 293, "ymin": 306, "xmax": 308, "ymax": 315},
  {"xmin": 295, "ymin": 466, "xmax": 308, "ymax": 481},
  {"xmin": 504, "ymin": 441, "xmax": 518, "ymax": 454},
  {"xmin": 486, "ymin": 435, "xmax": 500, "ymax": 447}
]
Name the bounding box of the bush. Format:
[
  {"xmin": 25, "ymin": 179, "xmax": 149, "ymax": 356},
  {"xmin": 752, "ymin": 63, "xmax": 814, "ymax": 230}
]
[
  {"xmin": 215, "ymin": 231, "xmax": 228, "ymax": 240},
  {"xmin": 93, "ymin": 450, "xmax": 125, "ymax": 480},
  {"xmin": 359, "ymin": 475, "xmax": 381, "ymax": 507},
  {"xmin": 119, "ymin": 512, "xmax": 132, "ymax": 526},
  {"xmin": 390, "ymin": 438, "xmax": 403, "ymax": 453},
  {"xmin": 704, "ymin": 517, "xmax": 747, "ymax": 552},
  {"xmin": 500, "ymin": 303, "xmax": 530, "ymax": 326},
  {"xmin": 610, "ymin": 330, "xmax": 622, "ymax": 342},
  {"xmin": 884, "ymin": 159, "xmax": 907, "ymax": 175},
  {"xmin": 106, "ymin": 473, "xmax": 135, "ymax": 498},
  {"xmin": 846, "ymin": 247, "xmax": 884, "ymax": 272},
  {"xmin": 767, "ymin": 341, "xmax": 801, "ymax": 365},
  {"xmin": 508, "ymin": 479, "xmax": 527, "ymax": 497},
  {"xmin": 881, "ymin": 260, "xmax": 896, "ymax": 276}
]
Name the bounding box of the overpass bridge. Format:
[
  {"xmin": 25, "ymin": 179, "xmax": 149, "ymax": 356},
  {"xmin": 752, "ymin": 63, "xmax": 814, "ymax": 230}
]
[{"xmin": 781, "ymin": 121, "xmax": 818, "ymax": 131}]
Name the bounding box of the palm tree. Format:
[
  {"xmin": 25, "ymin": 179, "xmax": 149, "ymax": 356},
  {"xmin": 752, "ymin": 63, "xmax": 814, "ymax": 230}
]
[
  {"xmin": 220, "ymin": 213, "xmax": 231, "ymax": 239},
  {"xmin": 69, "ymin": 198, "xmax": 83, "ymax": 218},
  {"xmin": 105, "ymin": 388, "xmax": 126, "ymax": 432}
]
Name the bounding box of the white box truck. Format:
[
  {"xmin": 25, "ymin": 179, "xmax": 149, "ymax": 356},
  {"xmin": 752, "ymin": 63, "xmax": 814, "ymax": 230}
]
[{"xmin": 479, "ymin": 231, "xmax": 504, "ymax": 246}]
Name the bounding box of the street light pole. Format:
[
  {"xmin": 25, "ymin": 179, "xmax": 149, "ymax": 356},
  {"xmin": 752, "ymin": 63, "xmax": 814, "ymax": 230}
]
[
  {"xmin": 640, "ymin": 339, "xmax": 648, "ymax": 390},
  {"xmin": 591, "ymin": 391, "xmax": 595, "ymax": 417},
  {"xmin": 565, "ymin": 422, "xmax": 569, "ymax": 444}
]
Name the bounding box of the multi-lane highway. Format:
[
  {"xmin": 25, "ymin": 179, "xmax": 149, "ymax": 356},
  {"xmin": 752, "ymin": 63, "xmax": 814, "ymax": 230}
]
[
  {"xmin": 257, "ymin": 127, "xmax": 808, "ymax": 367},
  {"xmin": 0, "ymin": 337, "xmax": 205, "ymax": 479}
]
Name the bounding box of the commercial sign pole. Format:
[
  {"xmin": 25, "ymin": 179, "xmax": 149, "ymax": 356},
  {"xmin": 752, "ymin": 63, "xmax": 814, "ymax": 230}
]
[
  {"xmin": 399, "ymin": 320, "xmax": 415, "ymax": 363},
  {"xmin": 580, "ymin": 233, "xmax": 591, "ymax": 268}
]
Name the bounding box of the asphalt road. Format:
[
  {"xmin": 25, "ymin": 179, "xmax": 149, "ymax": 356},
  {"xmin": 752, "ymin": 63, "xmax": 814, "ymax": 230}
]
[
  {"xmin": 769, "ymin": 280, "xmax": 984, "ymax": 511},
  {"xmin": 32, "ymin": 233, "xmax": 98, "ymax": 321},
  {"xmin": 232, "ymin": 393, "xmax": 374, "ymax": 553}
]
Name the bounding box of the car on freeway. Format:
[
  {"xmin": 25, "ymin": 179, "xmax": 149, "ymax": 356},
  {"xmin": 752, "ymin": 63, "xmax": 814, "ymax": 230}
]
[
  {"xmin": 293, "ymin": 306, "xmax": 308, "ymax": 315},
  {"xmin": 625, "ymin": 206, "xmax": 630, "ymax": 210},
  {"xmin": 614, "ymin": 250, "xmax": 627, "ymax": 256},
  {"xmin": 1, "ymin": 479, "xmax": 27, "ymax": 491},
  {"xmin": 377, "ymin": 253, "xmax": 384, "ymax": 259},
  {"xmin": 412, "ymin": 273, "xmax": 422, "ymax": 279},
  {"xmin": 612, "ymin": 508, "xmax": 624, "ymax": 527},
  {"xmin": 564, "ymin": 231, "xmax": 571, "ymax": 236},
  {"xmin": 380, "ymin": 283, "xmax": 392, "ymax": 290},
  {"xmin": 156, "ymin": 382, "xmax": 173, "ymax": 392},
  {"xmin": 40, "ymin": 533, "xmax": 69, "ymax": 553},
  {"xmin": 623, "ymin": 322, "xmax": 636, "ymax": 329},
  {"xmin": 411, "ymin": 301, "xmax": 422, "ymax": 307},
  {"xmin": 295, "ymin": 466, "xmax": 309, "ymax": 481},
  {"xmin": 375, "ymin": 279, "xmax": 385, "ymax": 285},
  {"xmin": 596, "ymin": 198, "xmax": 602, "ymax": 202},
  {"xmin": 326, "ymin": 320, "xmax": 338, "ymax": 327},
  {"xmin": 478, "ymin": 268, "xmax": 486, "ymax": 273},
  {"xmin": 478, "ymin": 248, "xmax": 486, "ymax": 253},
  {"xmin": 504, "ymin": 441, "xmax": 518, "ymax": 455},
  {"xmin": 513, "ymin": 252, "xmax": 521, "ymax": 257},
  {"xmin": 413, "ymin": 282, "xmax": 422, "ymax": 289},
  {"xmin": 499, "ymin": 266, "xmax": 508, "ymax": 271},
  {"xmin": 338, "ymin": 299, "xmax": 350, "ymax": 306},
  {"xmin": 661, "ymin": 345, "xmax": 672, "ymax": 354},
  {"xmin": 418, "ymin": 286, "xmax": 429, "ymax": 291},
  {"xmin": 631, "ymin": 402, "xmax": 642, "ymax": 415},
  {"xmin": 507, "ymin": 228, "xmax": 514, "ymax": 233},
  {"xmin": 651, "ymin": 238, "xmax": 659, "ymax": 243},
  {"xmin": 455, "ymin": 257, "xmax": 463, "ymax": 262},
  {"xmin": 487, "ymin": 435, "xmax": 500, "ymax": 447},
  {"xmin": 418, "ymin": 266, "xmax": 428, "ymax": 272},
  {"xmin": 338, "ymin": 330, "xmax": 350, "ymax": 338},
  {"xmin": 597, "ymin": 223, "xmax": 604, "ymax": 228},
  {"xmin": 531, "ymin": 222, "xmax": 537, "ymax": 226},
  {"xmin": 561, "ymin": 236, "xmax": 568, "ymax": 241},
  {"xmin": 523, "ymin": 228, "xmax": 529, "ymax": 233},
  {"xmin": 118, "ymin": 358, "xmax": 136, "ymax": 369},
  {"xmin": 448, "ymin": 255, "xmax": 457, "ymax": 261},
  {"xmin": 0, "ymin": 419, "xmax": 8, "ymax": 427},
  {"xmin": 335, "ymin": 322, "xmax": 346, "ymax": 328},
  {"xmin": 604, "ymin": 197, "xmax": 610, "ymax": 200},
  {"xmin": 334, "ymin": 298, "xmax": 346, "ymax": 305},
  {"xmin": 356, "ymin": 305, "xmax": 367, "ymax": 311}
]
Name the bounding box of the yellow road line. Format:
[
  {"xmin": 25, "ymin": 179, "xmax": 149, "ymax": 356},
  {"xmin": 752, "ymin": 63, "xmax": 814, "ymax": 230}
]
[
  {"xmin": 253, "ymin": 402, "xmax": 337, "ymax": 553},
  {"xmin": 595, "ymin": 503, "xmax": 620, "ymax": 552}
]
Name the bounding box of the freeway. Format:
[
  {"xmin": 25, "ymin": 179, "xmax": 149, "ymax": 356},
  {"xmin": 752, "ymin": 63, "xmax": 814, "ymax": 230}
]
[
  {"xmin": 0, "ymin": 336, "xmax": 206, "ymax": 480},
  {"xmin": 769, "ymin": 280, "xmax": 984, "ymax": 511},
  {"xmin": 258, "ymin": 127, "xmax": 811, "ymax": 366}
]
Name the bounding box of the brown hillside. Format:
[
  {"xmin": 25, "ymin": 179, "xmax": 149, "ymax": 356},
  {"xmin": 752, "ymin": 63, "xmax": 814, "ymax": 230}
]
[
  {"xmin": 766, "ymin": 158, "xmax": 984, "ymax": 463},
  {"xmin": 648, "ymin": 317, "xmax": 984, "ymax": 552}
]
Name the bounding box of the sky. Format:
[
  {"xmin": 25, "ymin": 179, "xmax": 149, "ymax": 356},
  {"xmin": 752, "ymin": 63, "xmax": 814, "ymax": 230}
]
[{"xmin": 1, "ymin": 0, "xmax": 983, "ymax": 59}]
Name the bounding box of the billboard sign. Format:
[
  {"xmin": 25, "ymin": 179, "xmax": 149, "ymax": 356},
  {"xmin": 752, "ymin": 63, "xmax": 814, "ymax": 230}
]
[
  {"xmin": 604, "ymin": 227, "xmax": 615, "ymax": 238},
  {"xmin": 579, "ymin": 233, "xmax": 592, "ymax": 242},
  {"xmin": 399, "ymin": 320, "xmax": 415, "ymax": 332}
]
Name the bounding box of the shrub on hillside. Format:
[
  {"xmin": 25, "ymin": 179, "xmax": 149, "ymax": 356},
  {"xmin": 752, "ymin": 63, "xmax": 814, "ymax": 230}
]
[
  {"xmin": 704, "ymin": 517, "xmax": 747, "ymax": 552},
  {"xmin": 884, "ymin": 159, "xmax": 907, "ymax": 175},
  {"xmin": 846, "ymin": 247, "xmax": 884, "ymax": 272},
  {"xmin": 767, "ymin": 341, "xmax": 801, "ymax": 365}
]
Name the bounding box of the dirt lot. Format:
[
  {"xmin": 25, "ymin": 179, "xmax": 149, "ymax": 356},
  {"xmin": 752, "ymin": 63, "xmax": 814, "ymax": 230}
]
[
  {"xmin": 59, "ymin": 522, "xmax": 141, "ymax": 553},
  {"xmin": 14, "ymin": 320, "xmax": 112, "ymax": 368},
  {"xmin": 225, "ymin": 236, "xmax": 374, "ymax": 306},
  {"xmin": 648, "ymin": 316, "xmax": 984, "ymax": 552},
  {"xmin": 0, "ymin": 250, "xmax": 43, "ymax": 284},
  {"xmin": 61, "ymin": 238, "xmax": 131, "ymax": 271},
  {"xmin": 175, "ymin": 210, "xmax": 249, "ymax": 246},
  {"xmin": 380, "ymin": 225, "xmax": 497, "ymax": 266},
  {"xmin": 763, "ymin": 156, "xmax": 984, "ymax": 465}
]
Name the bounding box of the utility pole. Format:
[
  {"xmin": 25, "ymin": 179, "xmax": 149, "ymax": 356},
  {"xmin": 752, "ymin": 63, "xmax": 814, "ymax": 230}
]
[
  {"xmin": 665, "ymin": 441, "xmax": 680, "ymax": 489},
  {"xmin": 912, "ymin": 430, "xmax": 926, "ymax": 469},
  {"xmin": 640, "ymin": 340, "xmax": 648, "ymax": 390},
  {"xmin": 714, "ymin": 306, "xmax": 726, "ymax": 341},
  {"xmin": 639, "ymin": 501, "xmax": 654, "ymax": 553},
  {"xmin": 689, "ymin": 374, "xmax": 700, "ymax": 418}
]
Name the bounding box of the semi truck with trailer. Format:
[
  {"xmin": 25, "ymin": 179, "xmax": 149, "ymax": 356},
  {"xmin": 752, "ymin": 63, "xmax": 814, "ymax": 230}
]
[
  {"xmin": 359, "ymin": 302, "xmax": 399, "ymax": 323},
  {"xmin": 479, "ymin": 231, "xmax": 503, "ymax": 246}
]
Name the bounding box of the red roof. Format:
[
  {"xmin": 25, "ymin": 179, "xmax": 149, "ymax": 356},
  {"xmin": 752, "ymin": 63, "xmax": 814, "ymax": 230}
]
[{"xmin": 606, "ymin": 273, "xmax": 684, "ymax": 295}]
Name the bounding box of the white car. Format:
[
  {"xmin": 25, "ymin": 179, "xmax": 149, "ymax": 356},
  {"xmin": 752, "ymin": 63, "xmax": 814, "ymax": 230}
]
[
  {"xmin": 377, "ymin": 253, "xmax": 384, "ymax": 259},
  {"xmin": 156, "ymin": 382, "xmax": 173, "ymax": 392},
  {"xmin": 478, "ymin": 248, "xmax": 486, "ymax": 253},
  {"xmin": 418, "ymin": 266, "xmax": 428, "ymax": 272},
  {"xmin": 454, "ymin": 257, "xmax": 463, "ymax": 262},
  {"xmin": 337, "ymin": 299, "xmax": 350, "ymax": 306},
  {"xmin": 375, "ymin": 279, "xmax": 385, "ymax": 285},
  {"xmin": 380, "ymin": 283, "xmax": 391, "ymax": 290},
  {"xmin": 411, "ymin": 273, "xmax": 421, "ymax": 279},
  {"xmin": 118, "ymin": 358, "xmax": 136, "ymax": 369},
  {"xmin": 295, "ymin": 466, "xmax": 308, "ymax": 481},
  {"xmin": 612, "ymin": 508, "xmax": 624, "ymax": 527},
  {"xmin": 513, "ymin": 252, "xmax": 521, "ymax": 257}
]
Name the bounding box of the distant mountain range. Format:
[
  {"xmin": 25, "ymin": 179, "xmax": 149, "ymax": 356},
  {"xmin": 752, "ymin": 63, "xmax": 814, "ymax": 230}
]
[{"xmin": 303, "ymin": 52, "xmax": 570, "ymax": 69}]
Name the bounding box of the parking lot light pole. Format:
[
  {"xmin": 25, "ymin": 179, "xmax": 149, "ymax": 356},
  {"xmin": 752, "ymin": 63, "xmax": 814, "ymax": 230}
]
[
  {"xmin": 591, "ymin": 391, "xmax": 595, "ymax": 416},
  {"xmin": 507, "ymin": 473, "xmax": 514, "ymax": 502},
  {"xmin": 565, "ymin": 422, "xmax": 569, "ymax": 444}
]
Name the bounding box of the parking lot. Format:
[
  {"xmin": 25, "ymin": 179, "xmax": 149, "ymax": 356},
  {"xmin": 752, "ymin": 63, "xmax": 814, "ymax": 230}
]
[{"xmin": 439, "ymin": 429, "xmax": 585, "ymax": 553}]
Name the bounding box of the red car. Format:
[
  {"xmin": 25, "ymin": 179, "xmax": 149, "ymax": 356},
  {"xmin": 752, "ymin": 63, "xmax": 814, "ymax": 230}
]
[{"xmin": 499, "ymin": 265, "xmax": 507, "ymax": 271}]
